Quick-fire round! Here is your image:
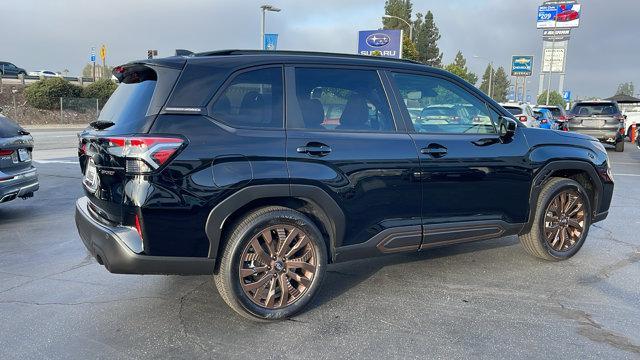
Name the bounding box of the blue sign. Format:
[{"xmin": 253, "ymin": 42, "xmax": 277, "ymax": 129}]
[
  {"xmin": 90, "ymin": 47, "xmax": 96, "ymax": 62},
  {"xmin": 358, "ymin": 30, "xmax": 402, "ymax": 59},
  {"xmin": 511, "ymin": 55, "xmax": 533, "ymax": 77},
  {"xmin": 263, "ymin": 33, "xmax": 278, "ymax": 50},
  {"xmin": 562, "ymin": 90, "xmax": 571, "ymax": 101}
]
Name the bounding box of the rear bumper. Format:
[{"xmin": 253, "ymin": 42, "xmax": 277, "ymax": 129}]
[
  {"xmin": 569, "ymin": 129, "xmax": 622, "ymax": 143},
  {"xmin": 0, "ymin": 167, "xmax": 39, "ymax": 203},
  {"xmin": 75, "ymin": 196, "xmax": 214, "ymax": 275}
]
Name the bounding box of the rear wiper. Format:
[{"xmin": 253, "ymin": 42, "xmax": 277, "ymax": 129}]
[{"xmin": 89, "ymin": 120, "xmax": 115, "ymax": 130}]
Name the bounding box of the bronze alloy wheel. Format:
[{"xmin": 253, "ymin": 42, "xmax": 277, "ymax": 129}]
[
  {"xmin": 543, "ymin": 189, "xmax": 585, "ymax": 252},
  {"xmin": 239, "ymin": 225, "xmax": 317, "ymax": 309}
]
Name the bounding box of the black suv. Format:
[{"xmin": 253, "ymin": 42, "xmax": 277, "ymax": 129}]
[
  {"xmin": 0, "ymin": 62, "xmax": 27, "ymax": 76},
  {"xmin": 75, "ymin": 51, "xmax": 614, "ymax": 320}
]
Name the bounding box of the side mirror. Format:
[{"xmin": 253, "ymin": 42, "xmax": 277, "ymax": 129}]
[
  {"xmin": 498, "ymin": 116, "xmax": 517, "ymax": 140},
  {"xmin": 623, "ymin": 114, "xmax": 628, "ymax": 120}
]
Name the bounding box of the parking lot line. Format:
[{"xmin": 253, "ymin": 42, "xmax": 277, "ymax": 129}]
[
  {"xmin": 34, "ymin": 160, "xmax": 79, "ymax": 164},
  {"xmin": 613, "ymin": 173, "xmax": 640, "ymax": 177}
]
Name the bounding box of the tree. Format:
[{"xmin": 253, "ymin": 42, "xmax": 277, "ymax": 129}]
[
  {"xmin": 492, "ymin": 67, "xmax": 510, "ymax": 103},
  {"xmin": 616, "ymin": 82, "xmax": 635, "ymax": 96},
  {"xmin": 537, "ymin": 91, "xmax": 566, "ymax": 108},
  {"xmin": 414, "ymin": 11, "xmax": 442, "ymax": 67},
  {"xmin": 478, "ymin": 65, "xmax": 509, "ymax": 102},
  {"xmin": 24, "ymin": 78, "xmax": 83, "ymax": 110},
  {"xmin": 444, "ymin": 51, "xmax": 478, "ymax": 85},
  {"xmin": 402, "ymin": 36, "xmax": 420, "ymax": 61},
  {"xmin": 383, "ymin": 0, "xmax": 413, "ymax": 38},
  {"xmin": 479, "ymin": 65, "xmax": 494, "ymax": 96},
  {"xmin": 81, "ymin": 63, "xmax": 113, "ymax": 79}
]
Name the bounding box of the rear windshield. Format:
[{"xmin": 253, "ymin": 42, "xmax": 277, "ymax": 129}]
[
  {"xmin": 97, "ymin": 80, "xmax": 156, "ymax": 132},
  {"xmin": 541, "ymin": 107, "xmax": 562, "ymax": 117},
  {"xmin": 0, "ymin": 115, "xmax": 26, "ymax": 137},
  {"xmin": 572, "ymin": 103, "xmax": 619, "ymax": 116},
  {"xmin": 503, "ymin": 106, "xmax": 522, "ymax": 115}
]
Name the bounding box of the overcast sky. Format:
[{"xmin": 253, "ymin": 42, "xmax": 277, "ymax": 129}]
[{"xmin": 2, "ymin": 0, "xmax": 638, "ymax": 99}]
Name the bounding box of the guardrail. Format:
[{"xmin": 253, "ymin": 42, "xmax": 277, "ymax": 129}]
[{"xmin": 0, "ymin": 74, "xmax": 96, "ymax": 85}]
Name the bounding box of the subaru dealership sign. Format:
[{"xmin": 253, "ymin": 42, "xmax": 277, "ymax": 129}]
[{"xmin": 357, "ymin": 30, "xmax": 403, "ymax": 59}]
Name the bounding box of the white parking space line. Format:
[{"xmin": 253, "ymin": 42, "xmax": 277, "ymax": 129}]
[
  {"xmin": 34, "ymin": 160, "xmax": 79, "ymax": 164},
  {"xmin": 614, "ymin": 173, "xmax": 640, "ymax": 177},
  {"xmin": 611, "ymin": 162, "xmax": 640, "ymax": 165}
]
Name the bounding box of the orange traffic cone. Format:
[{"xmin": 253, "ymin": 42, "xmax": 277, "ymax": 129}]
[{"xmin": 632, "ymin": 123, "xmax": 637, "ymax": 143}]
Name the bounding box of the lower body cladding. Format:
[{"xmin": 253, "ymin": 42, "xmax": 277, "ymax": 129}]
[
  {"xmin": 334, "ymin": 221, "xmax": 523, "ymax": 263},
  {"xmin": 0, "ymin": 167, "xmax": 39, "ymax": 203}
]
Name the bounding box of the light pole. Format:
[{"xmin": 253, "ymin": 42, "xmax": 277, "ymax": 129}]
[
  {"xmin": 382, "ymin": 15, "xmax": 412, "ymax": 40},
  {"xmin": 474, "ymin": 55, "xmax": 493, "ymax": 99},
  {"xmin": 260, "ymin": 4, "xmax": 281, "ymax": 50}
]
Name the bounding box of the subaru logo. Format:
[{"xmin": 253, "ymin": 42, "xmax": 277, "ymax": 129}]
[{"xmin": 366, "ymin": 33, "xmax": 390, "ymax": 47}]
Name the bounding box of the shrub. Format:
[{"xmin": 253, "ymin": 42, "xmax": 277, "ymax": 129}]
[
  {"xmin": 24, "ymin": 78, "xmax": 83, "ymax": 110},
  {"xmin": 82, "ymin": 79, "xmax": 118, "ymax": 108}
]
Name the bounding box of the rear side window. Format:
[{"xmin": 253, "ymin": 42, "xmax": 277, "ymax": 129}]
[
  {"xmin": 210, "ymin": 67, "xmax": 283, "ymax": 129},
  {"xmin": 290, "ymin": 68, "xmax": 394, "ymax": 132},
  {"xmin": 572, "ymin": 103, "xmax": 619, "ymax": 116}
]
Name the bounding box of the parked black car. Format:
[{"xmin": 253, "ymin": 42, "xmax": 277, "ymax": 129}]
[
  {"xmin": 0, "ymin": 109, "xmax": 38, "ymax": 203},
  {"xmin": 0, "ymin": 62, "xmax": 27, "ymax": 76},
  {"xmin": 568, "ymin": 101, "xmax": 626, "ymax": 152},
  {"xmin": 75, "ymin": 51, "xmax": 614, "ymax": 320}
]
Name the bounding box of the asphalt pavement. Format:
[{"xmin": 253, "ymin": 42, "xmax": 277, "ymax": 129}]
[{"xmin": 1, "ymin": 130, "xmax": 639, "ymax": 359}]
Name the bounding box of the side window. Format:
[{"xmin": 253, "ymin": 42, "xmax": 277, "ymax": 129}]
[
  {"xmin": 210, "ymin": 67, "xmax": 283, "ymax": 129},
  {"xmin": 291, "ymin": 68, "xmax": 394, "ymax": 132},
  {"xmin": 392, "ymin": 73, "xmax": 497, "ymax": 134}
]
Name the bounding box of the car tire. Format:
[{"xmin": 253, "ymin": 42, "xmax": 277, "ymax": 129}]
[
  {"xmin": 615, "ymin": 140, "xmax": 624, "ymax": 152},
  {"xmin": 214, "ymin": 206, "xmax": 327, "ymax": 321},
  {"xmin": 519, "ymin": 178, "xmax": 591, "ymax": 261}
]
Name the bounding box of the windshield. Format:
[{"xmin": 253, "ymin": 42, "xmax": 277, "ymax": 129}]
[
  {"xmin": 572, "ymin": 103, "xmax": 619, "ymax": 116},
  {"xmin": 503, "ymin": 106, "xmax": 522, "ymax": 115}
]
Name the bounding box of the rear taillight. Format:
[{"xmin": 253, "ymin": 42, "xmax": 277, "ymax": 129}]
[
  {"xmin": 518, "ymin": 115, "xmax": 528, "ymax": 123},
  {"xmin": 0, "ymin": 150, "xmax": 14, "ymax": 156},
  {"xmin": 103, "ymin": 136, "xmax": 185, "ymax": 174},
  {"xmin": 134, "ymin": 214, "xmax": 143, "ymax": 239},
  {"xmin": 557, "ymin": 115, "xmax": 567, "ymax": 121}
]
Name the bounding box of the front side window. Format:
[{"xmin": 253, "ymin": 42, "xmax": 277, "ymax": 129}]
[
  {"xmin": 291, "ymin": 68, "xmax": 394, "ymax": 132},
  {"xmin": 392, "ymin": 73, "xmax": 497, "ymax": 134},
  {"xmin": 211, "ymin": 67, "xmax": 283, "ymax": 129}
]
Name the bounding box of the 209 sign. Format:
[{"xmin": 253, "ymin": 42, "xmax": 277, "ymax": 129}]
[{"xmin": 537, "ymin": 3, "xmax": 581, "ymax": 29}]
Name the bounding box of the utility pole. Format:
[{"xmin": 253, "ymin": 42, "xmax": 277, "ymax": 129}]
[
  {"xmin": 545, "ymin": 15, "xmax": 558, "ymax": 105},
  {"xmin": 260, "ymin": 5, "xmax": 281, "ymax": 50},
  {"xmin": 474, "ymin": 55, "xmax": 494, "ymax": 99}
]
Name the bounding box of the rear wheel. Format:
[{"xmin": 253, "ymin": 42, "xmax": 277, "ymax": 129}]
[
  {"xmin": 519, "ymin": 178, "xmax": 591, "ymax": 261},
  {"xmin": 615, "ymin": 140, "xmax": 624, "ymax": 152},
  {"xmin": 214, "ymin": 206, "xmax": 327, "ymax": 321}
]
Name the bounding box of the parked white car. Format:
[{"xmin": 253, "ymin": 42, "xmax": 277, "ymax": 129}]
[
  {"xmin": 499, "ymin": 102, "xmax": 537, "ymax": 127},
  {"xmin": 622, "ymin": 107, "xmax": 640, "ymax": 140},
  {"xmin": 28, "ymin": 70, "xmax": 62, "ymax": 78}
]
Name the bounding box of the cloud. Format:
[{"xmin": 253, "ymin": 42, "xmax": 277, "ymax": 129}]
[{"xmin": 2, "ymin": 0, "xmax": 636, "ymax": 98}]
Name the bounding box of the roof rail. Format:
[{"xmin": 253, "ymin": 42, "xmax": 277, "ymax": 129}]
[{"xmin": 192, "ymin": 49, "xmax": 424, "ymax": 65}]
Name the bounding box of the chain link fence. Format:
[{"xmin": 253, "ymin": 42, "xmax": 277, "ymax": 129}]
[{"xmin": 59, "ymin": 97, "xmax": 99, "ymax": 125}]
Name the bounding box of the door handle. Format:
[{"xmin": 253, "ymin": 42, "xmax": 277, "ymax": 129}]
[
  {"xmin": 297, "ymin": 143, "xmax": 332, "ymax": 157},
  {"xmin": 420, "ymin": 144, "xmax": 448, "ymax": 157}
]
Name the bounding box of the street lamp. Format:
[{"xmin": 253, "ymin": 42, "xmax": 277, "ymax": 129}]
[
  {"xmin": 474, "ymin": 55, "xmax": 493, "ymax": 99},
  {"xmin": 260, "ymin": 4, "xmax": 281, "ymax": 50},
  {"xmin": 382, "ymin": 14, "xmax": 412, "ymax": 40}
]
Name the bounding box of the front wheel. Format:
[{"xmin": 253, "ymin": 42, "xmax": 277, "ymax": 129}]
[
  {"xmin": 519, "ymin": 178, "xmax": 591, "ymax": 261},
  {"xmin": 214, "ymin": 206, "xmax": 327, "ymax": 321}
]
